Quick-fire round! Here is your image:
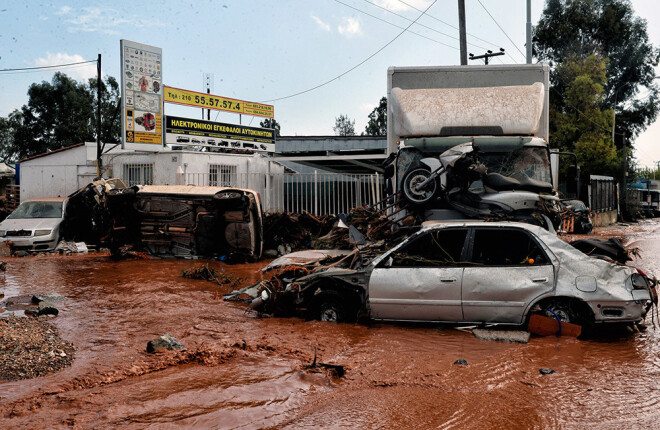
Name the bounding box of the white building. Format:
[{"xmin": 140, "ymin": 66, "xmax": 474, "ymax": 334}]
[{"xmin": 18, "ymin": 142, "xmax": 286, "ymax": 210}]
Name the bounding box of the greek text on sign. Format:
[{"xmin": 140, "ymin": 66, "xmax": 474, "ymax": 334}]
[{"xmin": 164, "ymin": 86, "xmax": 274, "ymax": 118}]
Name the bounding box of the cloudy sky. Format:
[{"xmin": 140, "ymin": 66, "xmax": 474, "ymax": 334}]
[{"xmin": 0, "ymin": 1, "xmax": 658, "ymax": 168}]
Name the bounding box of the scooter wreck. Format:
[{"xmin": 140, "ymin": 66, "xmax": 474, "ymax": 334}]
[{"xmin": 398, "ymin": 141, "xmax": 560, "ymax": 229}]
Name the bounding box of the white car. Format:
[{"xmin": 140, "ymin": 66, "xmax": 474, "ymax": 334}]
[
  {"xmin": 250, "ymin": 221, "xmax": 655, "ymax": 328},
  {"xmin": 0, "ymin": 198, "xmax": 68, "ymax": 251}
]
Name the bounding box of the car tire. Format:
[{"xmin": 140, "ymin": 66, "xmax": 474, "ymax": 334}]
[
  {"xmin": 544, "ymin": 301, "xmax": 574, "ymax": 323},
  {"xmin": 311, "ymin": 290, "xmax": 355, "ymax": 323},
  {"xmin": 401, "ymin": 166, "xmax": 438, "ymax": 206}
]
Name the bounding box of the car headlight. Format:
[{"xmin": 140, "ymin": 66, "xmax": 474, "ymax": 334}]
[{"xmin": 34, "ymin": 229, "xmax": 53, "ymax": 237}]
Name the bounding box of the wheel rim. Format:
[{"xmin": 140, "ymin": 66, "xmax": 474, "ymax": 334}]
[
  {"xmin": 546, "ymin": 304, "xmax": 571, "ymax": 323},
  {"xmin": 321, "ymin": 307, "xmax": 339, "ymax": 322},
  {"xmin": 404, "ymin": 169, "xmax": 436, "ymax": 204}
]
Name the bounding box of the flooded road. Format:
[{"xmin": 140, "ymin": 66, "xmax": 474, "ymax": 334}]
[{"xmin": 2, "ymin": 220, "xmax": 660, "ymax": 428}]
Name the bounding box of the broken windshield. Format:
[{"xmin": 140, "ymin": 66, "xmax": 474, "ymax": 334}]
[
  {"xmin": 479, "ymin": 147, "xmax": 552, "ymax": 184},
  {"xmin": 7, "ymin": 201, "xmax": 63, "ymax": 219}
]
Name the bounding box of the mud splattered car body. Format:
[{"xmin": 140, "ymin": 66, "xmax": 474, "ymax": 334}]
[{"xmin": 251, "ymin": 221, "xmax": 654, "ymax": 326}]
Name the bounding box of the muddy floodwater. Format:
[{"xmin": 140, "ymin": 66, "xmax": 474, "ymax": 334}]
[{"xmin": 2, "ymin": 220, "xmax": 660, "ymax": 428}]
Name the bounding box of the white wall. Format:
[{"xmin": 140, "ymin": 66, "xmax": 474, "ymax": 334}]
[
  {"xmin": 19, "ymin": 145, "xmax": 92, "ymax": 201},
  {"xmin": 20, "ymin": 142, "xmax": 286, "ymax": 208}
]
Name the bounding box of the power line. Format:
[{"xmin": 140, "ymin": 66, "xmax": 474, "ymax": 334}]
[
  {"xmin": 396, "ymin": 0, "xmax": 500, "ymax": 47},
  {"xmin": 334, "ymin": 0, "xmax": 456, "ymax": 50},
  {"xmin": 260, "ymin": 0, "xmax": 439, "ymax": 104},
  {"xmin": 360, "ymin": 0, "xmax": 489, "ymax": 51},
  {"xmin": 0, "ymin": 60, "xmax": 97, "ymax": 74},
  {"xmin": 476, "ymin": 0, "xmax": 527, "ymax": 61}
]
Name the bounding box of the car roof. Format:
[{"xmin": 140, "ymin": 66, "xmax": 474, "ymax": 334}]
[
  {"xmin": 420, "ymin": 220, "xmax": 547, "ymax": 233},
  {"xmin": 24, "ymin": 197, "xmax": 68, "ymax": 202}
]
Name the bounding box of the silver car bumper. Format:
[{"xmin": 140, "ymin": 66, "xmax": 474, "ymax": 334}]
[{"xmin": 588, "ymin": 289, "xmax": 651, "ymax": 323}]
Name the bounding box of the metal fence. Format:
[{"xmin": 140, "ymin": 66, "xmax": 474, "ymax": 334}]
[
  {"xmin": 184, "ymin": 171, "xmax": 384, "ymax": 215},
  {"xmin": 589, "ymin": 176, "xmax": 617, "ymax": 213}
]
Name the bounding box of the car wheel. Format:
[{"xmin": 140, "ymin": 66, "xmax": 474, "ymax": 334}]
[
  {"xmin": 312, "ymin": 291, "xmax": 354, "ymax": 323},
  {"xmin": 544, "ymin": 301, "xmax": 574, "ymax": 323}
]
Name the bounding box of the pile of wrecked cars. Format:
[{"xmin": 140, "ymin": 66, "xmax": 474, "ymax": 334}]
[{"xmin": 228, "ymin": 220, "xmax": 657, "ymax": 334}]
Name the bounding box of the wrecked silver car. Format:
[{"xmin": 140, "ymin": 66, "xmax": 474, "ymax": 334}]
[{"xmin": 236, "ymin": 221, "xmax": 655, "ymax": 329}]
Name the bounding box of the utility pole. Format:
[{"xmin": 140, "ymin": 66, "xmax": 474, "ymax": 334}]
[
  {"xmin": 458, "ymin": 0, "xmax": 467, "ymax": 65},
  {"xmin": 96, "ymin": 53, "xmax": 102, "ymax": 178},
  {"xmin": 470, "ymin": 49, "xmax": 505, "ymax": 65},
  {"xmin": 203, "ymin": 73, "xmax": 213, "ymax": 120},
  {"xmin": 526, "ymin": 0, "xmax": 532, "ymax": 64}
]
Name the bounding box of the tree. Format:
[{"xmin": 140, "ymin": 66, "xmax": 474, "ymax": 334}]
[
  {"xmin": 0, "ymin": 72, "xmax": 121, "ymax": 161},
  {"xmin": 364, "ymin": 96, "xmax": 387, "ymax": 136},
  {"xmin": 534, "ymin": 0, "xmax": 660, "ymax": 152},
  {"xmin": 551, "ymin": 55, "xmax": 619, "ymax": 178},
  {"xmin": 333, "ymin": 114, "xmax": 355, "ymax": 136},
  {"xmin": 260, "ymin": 118, "xmax": 281, "ymax": 137}
]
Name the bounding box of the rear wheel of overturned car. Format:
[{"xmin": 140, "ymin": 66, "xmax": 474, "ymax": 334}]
[{"xmin": 311, "ymin": 291, "xmax": 355, "ymax": 323}]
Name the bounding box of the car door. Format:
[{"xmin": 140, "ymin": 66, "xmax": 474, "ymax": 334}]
[
  {"xmin": 461, "ymin": 227, "xmax": 555, "ymax": 324},
  {"xmin": 368, "ymin": 228, "xmax": 468, "ymax": 322}
]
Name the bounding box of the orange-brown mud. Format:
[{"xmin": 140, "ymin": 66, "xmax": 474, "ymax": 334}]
[{"xmin": 2, "ymin": 220, "xmax": 660, "ymax": 428}]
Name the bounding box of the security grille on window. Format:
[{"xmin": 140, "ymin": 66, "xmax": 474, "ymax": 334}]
[
  {"xmin": 123, "ymin": 163, "xmax": 154, "ymax": 186},
  {"xmin": 209, "ymin": 164, "xmax": 237, "ymax": 187}
]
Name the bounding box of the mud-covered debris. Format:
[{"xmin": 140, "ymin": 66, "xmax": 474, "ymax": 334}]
[
  {"xmin": 32, "ymin": 293, "xmax": 66, "ymax": 304},
  {"xmin": 539, "ymin": 368, "xmax": 555, "ymax": 375},
  {"xmin": 0, "ymin": 260, "xmax": 7, "ymax": 271},
  {"xmin": 37, "ymin": 301, "xmax": 59, "ymax": 316},
  {"xmin": 182, "ymin": 264, "xmax": 244, "ymax": 288},
  {"xmin": 570, "ymin": 237, "xmax": 639, "ymax": 264},
  {"xmin": 453, "ymin": 359, "xmax": 468, "ymax": 366},
  {"xmin": 304, "ymin": 347, "xmax": 345, "ymax": 378},
  {"xmin": 0, "ymin": 315, "xmax": 76, "ymax": 381},
  {"xmin": 182, "ymin": 264, "xmax": 220, "ymax": 281},
  {"xmin": 146, "ymin": 334, "xmax": 185, "ymax": 353},
  {"xmin": 472, "ymin": 328, "xmax": 530, "ymax": 343}
]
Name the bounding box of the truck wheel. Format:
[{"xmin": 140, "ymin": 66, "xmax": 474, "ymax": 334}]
[
  {"xmin": 401, "ymin": 167, "xmax": 438, "ymax": 206},
  {"xmin": 311, "ymin": 291, "xmax": 355, "ymax": 323}
]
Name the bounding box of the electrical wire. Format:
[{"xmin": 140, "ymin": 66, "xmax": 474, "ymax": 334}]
[
  {"xmin": 334, "ymin": 0, "xmax": 456, "ymax": 50},
  {"xmin": 396, "ymin": 0, "xmax": 500, "ymax": 47},
  {"xmin": 0, "ymin": 60, "xmax": 97, "ymax": 74},
  {"xmin": 259, "ymin": 0, "xmax": 439, "ymax": 104},
  {"xmin": 476, "ymin": 0, "xmax": 527, "ymax": 61},
  {"xmin": 360, "ymin": 0, "xmax": 489, "ymax": 51}
]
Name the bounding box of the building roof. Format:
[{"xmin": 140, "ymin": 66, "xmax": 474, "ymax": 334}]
[{"xmin": 18, "ymin": 143, "xmax": 85, "ymax": 163}]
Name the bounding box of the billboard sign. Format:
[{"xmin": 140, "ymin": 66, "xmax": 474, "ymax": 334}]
[
  {"xmin": 165, "ymin": 115, "xmax": 275, "ymax": 152},
  {"xmin": 121, "ymin": 40, "xmax": 163, "ymax": 147},
  {"xmin": 164, "ymin": 86, "xmax": 274, "ymax": 118}
]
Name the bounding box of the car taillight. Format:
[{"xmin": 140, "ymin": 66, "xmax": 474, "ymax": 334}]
[{"xmin": 631, "ymin": 273, "xmax": 650, "ymax": 290}]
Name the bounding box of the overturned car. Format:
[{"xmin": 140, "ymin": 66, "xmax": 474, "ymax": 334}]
[
  {"xmin": 231, "ymin": 221, "xmax": 655, "ymax": 329},
  {"xmin": 64, "ymin": 179, "xmax": 263, "ymax": 260}
]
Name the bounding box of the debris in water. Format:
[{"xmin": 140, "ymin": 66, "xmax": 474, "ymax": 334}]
[
  {"xmin": 472, "ymin": 328, "xmax": 530, "ymax": 343},
  {"xmin": 146, "ymin": 334, "xmax": 185, "ymax": 353},
  {"xmin": 528, "ymin": 314, "xmax": 582, "ymax": 337},
  {"xmin": 453, "ymin": 359, "xmax": 468, "ymax": 366},
  {"xmin": 539, "ymin": 368, "xmax": 555, "ymax": 375},
  {"xmin": 182, "ymin": 264, "xmax": 244, "ymax": 288},
  {"xmin": 0, "ymin": 315, "xmax": 76, "ymax": 381},
  {"xmin": 304, "ymin": 347, "xmax": 345, "ymax": 378}
]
